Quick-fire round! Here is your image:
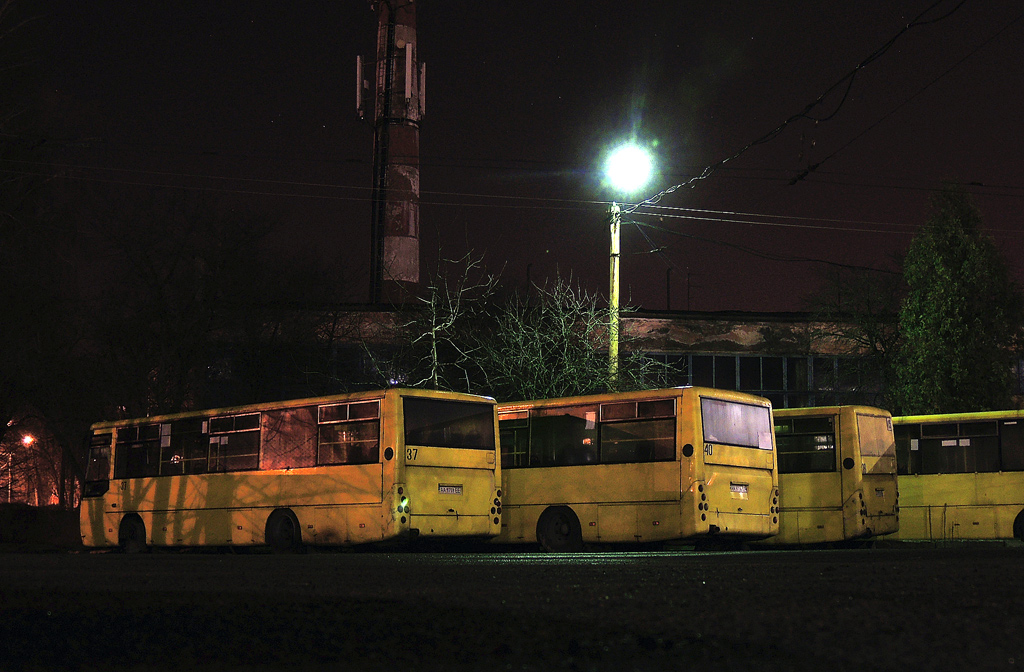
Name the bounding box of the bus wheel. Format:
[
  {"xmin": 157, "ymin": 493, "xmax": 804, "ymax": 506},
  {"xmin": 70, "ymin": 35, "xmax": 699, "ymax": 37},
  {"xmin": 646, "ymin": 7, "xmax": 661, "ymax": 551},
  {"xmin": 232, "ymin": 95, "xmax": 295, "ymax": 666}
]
[
  {"xmin": 265, "ymin": 509, "xmax": 303, "ymax": 553},
  {"xmin": 118, "ymin": 514, "xmax": 148, "ymax": 554},
  {"xmin": 537, "ymin": 506, "xmax": 583, "ymax": 553},
  {"xmin": 1013, "ymin": 509, "xmax": 1024, "ymax": 542}
]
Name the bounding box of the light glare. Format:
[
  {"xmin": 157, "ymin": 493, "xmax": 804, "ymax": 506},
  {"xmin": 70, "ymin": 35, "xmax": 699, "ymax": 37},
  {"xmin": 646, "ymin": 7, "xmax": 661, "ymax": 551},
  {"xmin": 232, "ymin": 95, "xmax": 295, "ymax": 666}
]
[{"xmin": 605, "ymin": 144, "xmax": 653, "ymax": 196}]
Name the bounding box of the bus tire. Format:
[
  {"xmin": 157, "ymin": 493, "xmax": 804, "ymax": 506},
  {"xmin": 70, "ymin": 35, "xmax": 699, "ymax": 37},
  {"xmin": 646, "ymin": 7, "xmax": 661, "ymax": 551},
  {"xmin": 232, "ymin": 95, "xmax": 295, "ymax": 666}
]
[
  {"xmin": 536, "ymin": 506, "xmax": 583, "ymax": 553},
  {"xmin": 1013, "ymin": 509, "xmax": 1024, "ymax": 542},
  {"xmin": 265, "ymin": 509, "xmax": 303, "ymax": 553},
  {"xmin": 118, "ymin": 514, "xmax": 148, "ymax": 554}
]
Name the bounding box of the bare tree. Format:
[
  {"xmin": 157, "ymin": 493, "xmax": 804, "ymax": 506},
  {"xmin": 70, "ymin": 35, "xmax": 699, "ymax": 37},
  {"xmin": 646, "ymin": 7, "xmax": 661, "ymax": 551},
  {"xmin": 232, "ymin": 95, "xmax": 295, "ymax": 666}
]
[
  {"xmin": 0, "ymin": 413, "xmax": 73, "ymax": 507},
  {"xmin": 366, "ymin": 259, "xmax": 670, "ymax": 401},
  {"xmin": 475, "ymin": 276, "xmax": 668, "ymax": 401},
  {"xmin": 368, "ymin": 253, "xmax": 498, "ymax": 392}
]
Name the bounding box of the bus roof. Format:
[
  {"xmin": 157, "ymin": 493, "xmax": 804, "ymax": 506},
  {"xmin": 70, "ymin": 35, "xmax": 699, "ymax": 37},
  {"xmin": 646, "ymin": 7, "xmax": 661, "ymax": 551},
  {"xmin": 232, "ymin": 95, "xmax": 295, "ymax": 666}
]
[
  {"xmin": 893, "ymin": 408, "xmax": 1024, "ymax": 424},
  {"xmin": 90, "ymin": 387, "xmax": 496, "ymax": 431},
  {"xmin": 774, "ymin": 405, "xmax": 892, "ymax": 418},
  {"xmin": 496, "ymin": 386, "xmax": 771, "ymax": 412}
]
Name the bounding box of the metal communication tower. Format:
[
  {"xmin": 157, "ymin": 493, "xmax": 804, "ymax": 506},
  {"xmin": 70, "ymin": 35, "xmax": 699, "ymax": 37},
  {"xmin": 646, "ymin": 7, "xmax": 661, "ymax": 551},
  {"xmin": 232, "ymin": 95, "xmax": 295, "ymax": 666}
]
[{"xmin": 358, "ymin": 0, "xmax": 425, "ymax": 304}]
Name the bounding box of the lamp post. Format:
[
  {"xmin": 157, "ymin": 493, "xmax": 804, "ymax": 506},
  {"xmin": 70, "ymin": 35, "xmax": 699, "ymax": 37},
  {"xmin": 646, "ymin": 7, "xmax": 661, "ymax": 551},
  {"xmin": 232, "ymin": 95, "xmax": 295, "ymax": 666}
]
[
  {"xmin": 604, "ymin": 143, "xmax": 653, "ymax": 386},
  {"xmin": 608, "ymin": 201, "xmax": 622, "ymax": 383}
]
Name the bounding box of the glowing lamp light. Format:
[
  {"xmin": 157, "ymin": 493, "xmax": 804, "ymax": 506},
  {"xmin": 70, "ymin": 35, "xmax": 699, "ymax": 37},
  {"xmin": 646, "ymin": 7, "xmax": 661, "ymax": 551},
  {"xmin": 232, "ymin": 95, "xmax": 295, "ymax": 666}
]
[
  {"xmin": 605, "ymin": 143, "xmax": 654, "ymax": 196},
  {"xmin": 21, "ymin": 434, "xmax": 35, "ymax": 447}
]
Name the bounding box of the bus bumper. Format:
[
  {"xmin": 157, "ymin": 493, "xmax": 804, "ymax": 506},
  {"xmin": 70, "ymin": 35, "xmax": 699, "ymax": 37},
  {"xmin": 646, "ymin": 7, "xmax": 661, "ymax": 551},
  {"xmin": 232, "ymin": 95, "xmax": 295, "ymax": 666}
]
[{"xmin": 410, "ymin": 513, "xmax": 499, "ymax": 538}]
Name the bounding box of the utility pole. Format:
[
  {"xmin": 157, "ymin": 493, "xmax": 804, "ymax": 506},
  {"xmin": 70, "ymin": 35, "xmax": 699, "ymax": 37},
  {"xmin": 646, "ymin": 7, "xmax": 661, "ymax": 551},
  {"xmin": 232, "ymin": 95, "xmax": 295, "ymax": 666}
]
[
  {"xmin": 359, "ymin": 0, "xmax": 424, "ymax": 304},
  {"xmin": 608, "ymin": 203, "xmax": 621, "ymax": 386}
]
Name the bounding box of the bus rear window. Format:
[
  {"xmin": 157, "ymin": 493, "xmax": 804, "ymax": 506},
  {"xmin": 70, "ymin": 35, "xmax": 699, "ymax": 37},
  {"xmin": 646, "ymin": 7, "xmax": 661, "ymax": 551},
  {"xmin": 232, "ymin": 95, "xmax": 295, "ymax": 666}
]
[
  {"xmin": 404, "ymin": 398, "xmax": 495, "ymax": 450},
  {"xmin": 701, "ymin": 398, "xmax": 773, "ymax": 450},
  {"xmin": 857, "ymin": 414, "xmax": 896, "ymax": 458}
]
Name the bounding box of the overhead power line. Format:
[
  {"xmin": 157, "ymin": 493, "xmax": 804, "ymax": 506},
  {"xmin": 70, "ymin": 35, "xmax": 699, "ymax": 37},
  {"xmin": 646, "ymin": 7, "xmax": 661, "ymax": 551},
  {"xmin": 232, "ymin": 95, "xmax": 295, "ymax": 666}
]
[
  {"xmin": 8, "ymin": 157, "xmax": 1024, "ymax": 240},
  {"xmin": 623, "ymin": 0, "xmax": 970, "ymax": 215},
  {"xmin": 629, "ymin": 219, "xmax": 902, "ymax": 275},
  {"xmin": 789, "ymin": 6, "xmax": 1024, "ymax": 185}
]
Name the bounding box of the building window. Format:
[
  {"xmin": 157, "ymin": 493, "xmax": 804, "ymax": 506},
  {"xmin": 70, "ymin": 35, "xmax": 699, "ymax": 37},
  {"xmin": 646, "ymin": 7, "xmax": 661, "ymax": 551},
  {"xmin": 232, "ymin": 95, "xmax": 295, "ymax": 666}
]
[{"xmin": 643, "ymin": 353, "xmax": 882, "ymax": 408}]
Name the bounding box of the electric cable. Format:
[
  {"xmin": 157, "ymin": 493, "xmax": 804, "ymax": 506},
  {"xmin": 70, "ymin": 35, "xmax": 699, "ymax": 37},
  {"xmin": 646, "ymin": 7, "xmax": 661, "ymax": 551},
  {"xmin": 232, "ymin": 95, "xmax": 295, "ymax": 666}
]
[{"xmin": 623, "ymin": 0, "xmax": 971, "ymax": 215}]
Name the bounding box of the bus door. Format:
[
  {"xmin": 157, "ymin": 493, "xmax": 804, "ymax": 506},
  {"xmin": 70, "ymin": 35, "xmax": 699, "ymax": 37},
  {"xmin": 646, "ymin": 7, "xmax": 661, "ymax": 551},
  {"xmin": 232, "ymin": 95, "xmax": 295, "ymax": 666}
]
[
  {"xmin": 309, "ymin": 400, "xmax": 386, "ymax": 543},
  {"xmin": 81, "ymin": 431, "xmax": 114, "ymax": 546},
  {"xmin": 775, "ymin": 413, "xmax": 843, "ymax": 543}
]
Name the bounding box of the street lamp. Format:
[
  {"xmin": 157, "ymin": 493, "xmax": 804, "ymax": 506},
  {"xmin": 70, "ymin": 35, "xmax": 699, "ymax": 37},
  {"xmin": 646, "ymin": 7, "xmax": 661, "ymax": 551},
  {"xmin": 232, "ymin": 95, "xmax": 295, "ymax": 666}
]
[{"xmin": 604, "ymin": 142, "xmax": 654, "ymax": 385}]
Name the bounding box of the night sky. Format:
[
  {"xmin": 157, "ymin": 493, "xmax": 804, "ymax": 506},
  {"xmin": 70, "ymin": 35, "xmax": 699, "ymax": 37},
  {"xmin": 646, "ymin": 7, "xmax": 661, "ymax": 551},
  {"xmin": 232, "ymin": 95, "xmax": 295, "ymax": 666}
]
[{"xmin": 40, "ymin": 1, "xmax": 1024, "ymax": 311}]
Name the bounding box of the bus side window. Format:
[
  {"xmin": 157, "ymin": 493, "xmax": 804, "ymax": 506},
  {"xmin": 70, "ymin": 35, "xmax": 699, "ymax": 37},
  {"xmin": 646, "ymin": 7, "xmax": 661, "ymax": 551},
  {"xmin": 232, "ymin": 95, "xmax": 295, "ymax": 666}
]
[
  {"xmin": 774, "ymin": 417, "xmax": 835, "ymax": 474},
  {"xmin": 530, "ymin": 411, "xmax": 598, "ymax": 466},
  {"xmin": 498, "ymin": 417, "xmax": 529, "ymax": 469},
  {"xmin": 918, "ymin": 421, "xmax": 998, "ymax": 474},
  {"xmin": 116, "ymin": 424, "xmax": 161, "ymax": 479},
  {"xmin": 208, "ymin": 414, "xmax": 261, "ymax": 472},
  {"xmin": 172, "ymin": 419, "xmax": 209, "ymax": 475},
  {"xmin": 1000, "ymin": 421, "xmax": 1024, "ymax": 471},
  {"xmin": 262, "ymin": 407, "xmax": 317, "ymax": 470},
  {"xmin": 893, "ymin": 425, "xmax": 919, "ymax": 475},
  {"xmin": 599, "ymin": 418, "xmax": 674, "ymax": 463},
  {"xmin": 317, "ymin": 402, "xmax": 381, "ymax": 465},
  {"xmin": 963, "ymin": 422, "xmax": 1000, "ymax": 473},
  {"xmin": 158, "ymin": 423, "xmax": 184, "ymax": 477},
  {"xmin": 318, "ymin": 420, "xmax": 380, "ymax": 465}
]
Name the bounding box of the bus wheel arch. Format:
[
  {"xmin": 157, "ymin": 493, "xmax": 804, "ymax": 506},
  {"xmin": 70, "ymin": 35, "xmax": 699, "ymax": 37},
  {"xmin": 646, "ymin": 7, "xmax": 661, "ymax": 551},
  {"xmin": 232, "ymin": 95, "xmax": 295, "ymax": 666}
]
[
  {"xmin": 265, "ymin": 509, "xmax": 303, "ymax": 553},
  {"xmin": 536, "ymin": 506, "xmax": 583, "ymax": 552},
  {"xmin": 118, "ymin": 514, "xmax": 148, "ymax": 554},
  {"xmin": 1013, "ymin": 509, "xmax": 1024, "ymax": 542}
]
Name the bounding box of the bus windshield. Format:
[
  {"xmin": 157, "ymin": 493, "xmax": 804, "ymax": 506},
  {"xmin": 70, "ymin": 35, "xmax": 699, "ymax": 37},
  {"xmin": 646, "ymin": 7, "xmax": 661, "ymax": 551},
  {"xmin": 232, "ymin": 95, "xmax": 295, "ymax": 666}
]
[
  {"xmin": 701, "ymin": 398, "xmax": 773, "ymax": 450},
  {"xmin": 85, "ymin": 434, "xmax": 112, "ymax": 483},
  {"xmin": 404, "ymin": 398, "xmax": 496, "ymax": 450}
]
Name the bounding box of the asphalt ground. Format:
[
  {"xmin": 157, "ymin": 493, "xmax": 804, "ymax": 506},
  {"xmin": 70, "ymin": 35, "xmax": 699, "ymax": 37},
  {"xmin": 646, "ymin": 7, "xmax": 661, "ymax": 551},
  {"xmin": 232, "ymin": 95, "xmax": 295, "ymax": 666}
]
[{"xmin": 1, "ymin": 544, "xmax": 1022, "ymax": 671}]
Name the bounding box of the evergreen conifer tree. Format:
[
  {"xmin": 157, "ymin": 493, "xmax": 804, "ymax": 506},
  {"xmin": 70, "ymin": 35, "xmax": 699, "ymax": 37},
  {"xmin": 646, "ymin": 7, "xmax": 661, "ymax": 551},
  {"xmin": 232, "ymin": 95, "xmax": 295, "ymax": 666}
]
[{"xmin": 893, "ymin": 186, "xmax": 1023, "ymax": 414}]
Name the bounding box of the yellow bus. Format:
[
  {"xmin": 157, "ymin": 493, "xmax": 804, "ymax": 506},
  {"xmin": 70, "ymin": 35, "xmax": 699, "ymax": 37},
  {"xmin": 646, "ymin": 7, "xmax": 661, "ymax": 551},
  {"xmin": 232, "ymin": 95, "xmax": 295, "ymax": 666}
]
[
  {"xmin": 495, "ymin": 387, "xmax": 779, "ymax": 551},
  {"xmin": 80, "ymin": 388, "xmax": 502, "ymax": 552},
  {"xmin": 892, "ymin": 410, "xmax": 1024, "ymax": 542},
  {"xmin": 759, "ymin": 406, "xmax": 899, "ymax": 545}
]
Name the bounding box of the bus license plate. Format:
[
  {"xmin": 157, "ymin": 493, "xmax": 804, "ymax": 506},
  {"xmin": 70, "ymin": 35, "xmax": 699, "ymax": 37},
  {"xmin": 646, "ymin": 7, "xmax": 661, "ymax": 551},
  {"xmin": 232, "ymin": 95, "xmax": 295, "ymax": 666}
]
[{"xmin": 438, "ymin": 484, "xmax": 463, "ymax": 495}]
